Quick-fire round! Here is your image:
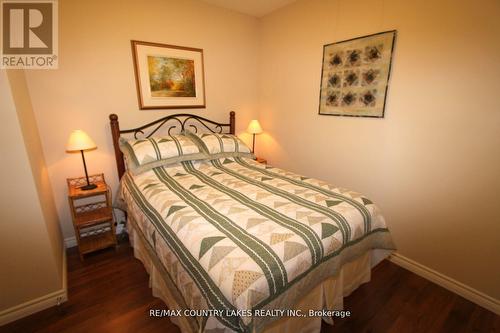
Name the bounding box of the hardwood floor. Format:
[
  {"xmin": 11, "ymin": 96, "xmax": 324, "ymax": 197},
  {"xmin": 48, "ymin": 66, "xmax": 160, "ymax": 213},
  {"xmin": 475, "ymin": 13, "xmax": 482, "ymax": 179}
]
[{"xmin": 2, "ymin": 241, "xmax": 498, "ymax": 333}]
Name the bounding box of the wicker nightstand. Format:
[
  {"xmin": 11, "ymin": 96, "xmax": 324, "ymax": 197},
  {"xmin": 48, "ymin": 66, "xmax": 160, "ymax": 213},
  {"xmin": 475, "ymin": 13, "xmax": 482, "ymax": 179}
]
[
  {"xmin": 67, "ymin": 173, "xmax": 117, "ymax": 260},
  {"xmin": 255, "ymin": 157, "xmax": 267, "ymax": 164}
]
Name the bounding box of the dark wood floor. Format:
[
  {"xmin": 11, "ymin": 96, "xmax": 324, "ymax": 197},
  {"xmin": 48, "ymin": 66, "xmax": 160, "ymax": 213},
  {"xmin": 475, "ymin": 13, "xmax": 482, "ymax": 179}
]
[{"xmin": 2, "ymin": 241, "xmax": 498, "ymax": 333}]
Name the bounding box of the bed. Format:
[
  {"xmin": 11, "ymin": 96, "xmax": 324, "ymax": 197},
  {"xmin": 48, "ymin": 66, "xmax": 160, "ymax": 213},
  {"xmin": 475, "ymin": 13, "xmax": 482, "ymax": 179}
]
[{"xmin": 109, "ymin": 112, "xmax": 395, "ymax": 333}]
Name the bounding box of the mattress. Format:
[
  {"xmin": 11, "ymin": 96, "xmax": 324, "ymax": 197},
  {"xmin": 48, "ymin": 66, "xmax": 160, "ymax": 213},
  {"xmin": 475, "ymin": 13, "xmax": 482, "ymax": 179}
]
[{"xmin": 119, "ymin": 156, "xmax": 395, "ymax": 332}]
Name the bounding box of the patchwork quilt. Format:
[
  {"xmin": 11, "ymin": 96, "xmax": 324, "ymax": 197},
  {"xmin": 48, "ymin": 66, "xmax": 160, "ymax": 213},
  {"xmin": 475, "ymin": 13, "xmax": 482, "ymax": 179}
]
[{"xmin": 120, "ymin": 157, "xmax": 395, "ymax": 332}]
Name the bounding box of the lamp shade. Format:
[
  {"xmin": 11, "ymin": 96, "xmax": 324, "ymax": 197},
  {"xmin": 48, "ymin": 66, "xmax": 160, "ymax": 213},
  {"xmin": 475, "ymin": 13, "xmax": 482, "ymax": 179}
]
[
  {"xmin": 66, "ymin": 130, "xmax": 97, "ymax": 152},
  {"xmin": 247, "ymin": 120, "xmax": 263, "ymax": 134}
]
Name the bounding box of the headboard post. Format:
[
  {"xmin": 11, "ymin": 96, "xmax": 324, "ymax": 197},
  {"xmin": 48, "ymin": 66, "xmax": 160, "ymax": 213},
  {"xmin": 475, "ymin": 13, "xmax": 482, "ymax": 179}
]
[
  {"xmin": 109, "ymin": 114, "xmax": 126, "ymax": 180},
  {"xmin": 230, "ymin": 111, "xmax": 235, "ymax": 134}
]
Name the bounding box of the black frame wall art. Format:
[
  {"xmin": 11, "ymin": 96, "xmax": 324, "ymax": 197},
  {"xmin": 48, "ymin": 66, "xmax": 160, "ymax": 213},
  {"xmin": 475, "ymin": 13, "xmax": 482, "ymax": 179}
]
[{"xmin": 318, "ymin": 30, "xmax": 396, "ymax": 118}]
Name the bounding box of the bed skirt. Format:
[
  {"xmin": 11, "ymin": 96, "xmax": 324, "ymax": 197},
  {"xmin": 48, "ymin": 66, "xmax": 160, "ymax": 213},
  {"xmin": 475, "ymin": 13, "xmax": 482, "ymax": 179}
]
[{"xmin": 127, "ymin": 215, "xmax": 391, "ymax": 333}]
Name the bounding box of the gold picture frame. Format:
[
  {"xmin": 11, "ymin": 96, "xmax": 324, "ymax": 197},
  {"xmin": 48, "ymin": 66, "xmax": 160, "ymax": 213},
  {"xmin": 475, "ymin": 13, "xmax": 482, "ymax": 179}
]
[{"xmin": 131, "ymin": 40, "xmax": 206, "ymax": 110}]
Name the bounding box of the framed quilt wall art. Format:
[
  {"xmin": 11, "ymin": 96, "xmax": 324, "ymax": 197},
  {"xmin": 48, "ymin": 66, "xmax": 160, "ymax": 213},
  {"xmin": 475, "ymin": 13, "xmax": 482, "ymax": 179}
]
[{"xmin": 318, "ymin": 30, "xmax": 396, "ymax": 118}]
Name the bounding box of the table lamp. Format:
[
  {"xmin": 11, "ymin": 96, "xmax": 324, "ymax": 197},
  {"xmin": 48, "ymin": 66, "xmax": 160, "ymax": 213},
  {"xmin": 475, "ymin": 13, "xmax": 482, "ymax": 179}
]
[
  {"xmin": 66, "ymin": 130, "xmax": 97, "ymax": 190},
  {"xmin": 247, "ymin": 120, "xmax": 263, "ymax": 154}
]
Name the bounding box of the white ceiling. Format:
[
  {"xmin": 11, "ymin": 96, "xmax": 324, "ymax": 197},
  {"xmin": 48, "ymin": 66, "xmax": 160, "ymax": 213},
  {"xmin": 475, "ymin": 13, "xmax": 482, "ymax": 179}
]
[{"xmin": 199, "ymin": 0, "xmax": 298, "ymax": 17}]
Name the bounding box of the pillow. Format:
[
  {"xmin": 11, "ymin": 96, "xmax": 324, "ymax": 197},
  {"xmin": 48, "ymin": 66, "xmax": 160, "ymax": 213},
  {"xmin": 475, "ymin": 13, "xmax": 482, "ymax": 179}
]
[
  {"xmin": 186, "ymin": 132, "xmax": 254, "ymax": 159},
  {"xmin": 119, "ymin": 134, "xmax": 207, "ymax": 174}
]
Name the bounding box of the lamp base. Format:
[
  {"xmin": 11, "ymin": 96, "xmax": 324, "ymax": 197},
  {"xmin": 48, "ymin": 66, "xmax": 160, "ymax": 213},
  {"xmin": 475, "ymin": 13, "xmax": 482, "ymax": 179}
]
[{"xmin": 80, "ymin": 184, "xmax": 97, "ymax": 191}]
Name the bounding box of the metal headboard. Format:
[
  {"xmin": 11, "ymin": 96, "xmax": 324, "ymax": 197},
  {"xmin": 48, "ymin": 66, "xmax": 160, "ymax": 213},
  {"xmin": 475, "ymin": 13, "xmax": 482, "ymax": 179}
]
[{"xmin": 109, "ymin": 111, "xmax": 235, "ymax": 179}]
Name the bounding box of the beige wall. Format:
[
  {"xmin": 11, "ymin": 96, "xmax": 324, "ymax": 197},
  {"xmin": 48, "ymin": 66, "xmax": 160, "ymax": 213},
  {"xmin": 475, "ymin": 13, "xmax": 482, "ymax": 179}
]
[
  {"xmin": 24, "ymin": 0, "xmax": 260, "ymax": 239},
  {"xmin": 258, "ymin": 0, "xmax": 500, "ymax": 299},
  {"xmin": 0, "ymin": 70, "xmax": 64, "ymax": 312},
  {"xmin": 7, "ymin": 71, "xmax": 64, "ymax": 277},
  {"xmin": 18, "ymin": 0, "xmax": 499, "ymax": 305}
]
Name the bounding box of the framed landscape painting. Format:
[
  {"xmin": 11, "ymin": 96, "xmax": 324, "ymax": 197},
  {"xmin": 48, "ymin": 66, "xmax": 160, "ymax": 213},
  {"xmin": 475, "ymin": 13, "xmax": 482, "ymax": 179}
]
[
  {"xmin": 318, "ymin": 30, "xmax": 396, "ymax": 118},
  {"xmin": 131, "ymin": 40, "xmax": 206, "ymax": 109}
]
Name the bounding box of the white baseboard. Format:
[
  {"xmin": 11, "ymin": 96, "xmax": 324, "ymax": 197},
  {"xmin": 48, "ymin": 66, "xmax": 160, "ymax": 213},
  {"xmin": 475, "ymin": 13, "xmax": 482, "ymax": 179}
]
[
  {"xmin": 64, "ymin": 236, "xmax": 77, "ymax": 248},
  {"xmin": 62, "ymin": 247, "xmax": 68, "ymax": 296},
  {"xmin": 390, "ymin": 252, "xmax": 499, "ymax": 315},
  {"xmin": 0, "ymin": 249, "xmax": 68, "ymax": 325}
]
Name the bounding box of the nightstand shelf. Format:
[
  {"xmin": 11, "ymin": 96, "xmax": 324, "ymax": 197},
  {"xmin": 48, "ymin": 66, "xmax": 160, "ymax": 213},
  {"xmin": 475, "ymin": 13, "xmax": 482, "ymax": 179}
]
[
  {"xmin": 78, "ymin": 232, "xmax": 116, "ymax": 255},
  {"xmin": 74, "ymin": 206, "xmax": 113, "ymax": 227},
  {"xmin": 67, "ymin": 173, "xmax": 117, "ymax": 260}
]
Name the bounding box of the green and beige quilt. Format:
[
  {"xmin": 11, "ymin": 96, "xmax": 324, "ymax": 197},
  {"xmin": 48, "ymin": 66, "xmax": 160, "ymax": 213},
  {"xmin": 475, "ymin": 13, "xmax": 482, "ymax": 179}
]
[{"xmin": 120, "ymin": 157, "xmax": 395, "ymax": 333}]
